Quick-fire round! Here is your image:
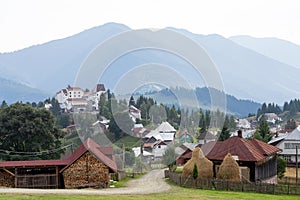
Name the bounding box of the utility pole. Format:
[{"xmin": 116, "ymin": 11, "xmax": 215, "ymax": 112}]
[
  {"xmin": 122, "ymin": 143, "xmax": 125, "ymax": 170},
  {"xmin": 296, "ymin": 146, "xmax": 298, "ymax": 183}
]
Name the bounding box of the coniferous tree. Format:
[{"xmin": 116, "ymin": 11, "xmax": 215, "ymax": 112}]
[{"xmin": 254, "ymin": 117, "xmax": 272, "ymax": 142}]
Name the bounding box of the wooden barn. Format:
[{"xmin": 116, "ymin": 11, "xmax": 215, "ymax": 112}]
[
  {"xmin": 0, "ymin": 138, "xmax": 117, "ymax": 189},
  {"xmin": 205, "ymin": 132, "xmax": 281, "ymax": 183},
  {"xmin": 177, "ymin": 131, "xmax": 281, "ymax": 183},
  {"xmin": 61, "ymin": 138, "xmax": 117, "ymax": 188},
  {"xmin": 0, "ymin": 160, "xmax": 67, "ymax": 188}
]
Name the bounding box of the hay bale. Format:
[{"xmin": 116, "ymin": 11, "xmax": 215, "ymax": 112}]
[
  {"xmin": 217, "ymin": 153, "xmax": 240, "ymax": 182},
  {"xmin": 182, "ymin": 147, "xmax": 213, "ymax": 179}
]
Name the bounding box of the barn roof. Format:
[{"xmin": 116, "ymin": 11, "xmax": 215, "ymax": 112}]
[
  {"xmin": 0, "ymin": 159, "xmax": 68, "ymax": 168},
  {"xmin": 206, "ymin": 136, "xmax": 281, "ymax": 162},
  {"xmin": 60, "ymin": 138, "xmax": 117, "ymax": 173},
  {"xmin": 0, "ymin": 138, "xmax": 117, "ymax": 173}
]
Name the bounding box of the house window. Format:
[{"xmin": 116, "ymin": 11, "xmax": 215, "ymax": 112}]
[
  {"xmin": 69, "ymin": 95, "xmax": 71, "ymax": 97},
  {"xmin": 284, "ymin": 143, "xmax": 300, "ymax": 149},
  {"xmin": 69, "ymin": 92, "xmax": 71, "ymax": 94},
  {"xmin": 282, "ymin": 155, "xmax": 291, "ymax": 162}
]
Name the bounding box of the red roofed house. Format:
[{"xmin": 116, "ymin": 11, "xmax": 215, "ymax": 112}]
[
  {"xmin": 0, "ymin": 138, "xmax": 117, "ymax": 189},
  {"xmin": 206, "ymin": 131, "xmax": 281, "ymax": 183}
]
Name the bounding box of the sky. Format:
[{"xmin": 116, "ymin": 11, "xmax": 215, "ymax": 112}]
[{"xmin": 1, "ymin": 0, "xmax": 300, "ymax": 53}]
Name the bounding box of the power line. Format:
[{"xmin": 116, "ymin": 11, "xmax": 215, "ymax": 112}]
[{"xmin": 0, "ymin": 144, "xmax": 73, "ymax": 156}]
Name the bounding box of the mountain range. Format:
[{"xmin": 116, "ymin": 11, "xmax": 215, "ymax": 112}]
[{"xmin": 1, "ymin": 22, "xmax": 300, "ymax": 113}]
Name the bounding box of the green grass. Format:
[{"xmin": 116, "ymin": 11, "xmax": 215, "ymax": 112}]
[
  {"xmin": 0, "ymin": 183, "xmax": 299, "ymax": 200},
  {"xmin": 111, "ymin": 173, "xmax": 145, "ymax": 188},
  {"xmin": 114, "ymin": 135, "xmax": 140, "ymax": 148}
]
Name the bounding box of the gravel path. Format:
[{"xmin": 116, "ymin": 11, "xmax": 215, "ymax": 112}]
[{"xmin": 0, "ymin": 169, "xmax": 171, "ymax": 195}]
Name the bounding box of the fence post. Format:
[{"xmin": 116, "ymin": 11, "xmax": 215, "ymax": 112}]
[
  {"xmin": 179, "ymin": 174, "xmax": 182, "ymax": 186},
  {"xmin": 226, "ymin": 180, "xmax": 229, "ymax": 191}
]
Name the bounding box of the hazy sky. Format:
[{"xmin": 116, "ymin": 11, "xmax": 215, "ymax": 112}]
[{"xmin": 1, "ymin": 0, "xmax": 300, "ymax": 52}]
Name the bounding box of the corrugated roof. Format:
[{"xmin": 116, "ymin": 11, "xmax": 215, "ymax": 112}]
[
  {"xmin": 285, "ymin": 126, "xmax": 300, "ymax": 140},
  {"xmin": 206, "ymin": 136, "xmax": 281, "ymax": 162},
  {"xmin": 60, "ymin": 138, "xmax": 117, "ymax": 173},
  {"xmin": 0, "ymin": 138, "xmax": 116, "ymax": 173},
  {"xmin": 0, "ymin": 159, "xmax": 67, "ymax": 168}
]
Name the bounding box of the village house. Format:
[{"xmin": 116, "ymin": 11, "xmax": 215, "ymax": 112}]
[
  {"xmin": 128, "ymin": 105, "xmax": 142, "ymax": 122},
  {"xmin": 268, "ymin": 126, "xmax": 300, "ymax": 167},
  {"xmin": 197, "ymin": 131, "xmax": 217, "ymax": 145},
  {"xmin": 142, "ymin": 122, "xmax": 176, "ymax": 159},
  {"xmin": 205, "ymin": 131, "xmax": 281, "ymax": 183},
  {"xmin": 258, "ymin": 113, "xmax": 282, "ymax": 124},
  {"xmin": 178, "ymin": 131, "xmax": 281, "ymax": 183},
  {"xmin": 237, "ymin": 118, "xmax": 251, "ymax": 129},
  {"xmin": 0, "ymin": 138, "xmax": 117, "ymax": 189},
  {"xmin": 178, "ymin": 130, "xmax": 194, "ymax": 144}
]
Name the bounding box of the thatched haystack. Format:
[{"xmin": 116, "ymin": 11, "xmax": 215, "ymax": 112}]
[
  {"xmin": 217, "ymin": 153, "xmax": 240, "ymax": 181},
  {"xmin": 182, "ymin": 147, "xmax": 213, "ymax": 179}
]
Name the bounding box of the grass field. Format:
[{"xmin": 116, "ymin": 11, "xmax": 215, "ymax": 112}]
[{"xmin": 0, "ymin": 183, "xmax": 299, "ymax": 200}]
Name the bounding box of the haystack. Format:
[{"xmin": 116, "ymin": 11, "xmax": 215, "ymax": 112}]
[
  {"xmin": 182, "ymin": 147, "xmax": 213, "ymax": 179},
  {"xmin": 217, "ymin": 153, "xmax": 240, "ymax": 181}
]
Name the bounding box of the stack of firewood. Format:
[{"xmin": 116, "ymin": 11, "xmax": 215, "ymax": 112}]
[
  {"xmin": 0, "ymin": 170, "xmax": 15, "ymax": 187},
  {"xmin": 63, "ymin": 152, "xmax": 110, "ymax": 189}
]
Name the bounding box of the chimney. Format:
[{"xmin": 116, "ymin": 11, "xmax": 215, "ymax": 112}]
[{"xmin": 237, "ymin": 130, "xmax": 243, "ymax": 138}]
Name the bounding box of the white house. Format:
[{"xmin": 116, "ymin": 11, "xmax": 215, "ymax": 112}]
[
  {"xmin": 55, "ymin": 84, "xmax": 106, "ymax": 112},
  {"xmin": 144, "ymin": 121, "xmax": 176, "ymax": 143},
  {"xmin": 258, "ymin": 113, "xmax": 282, "ymax": 124},
  {"xmin": 237, "ymin": 118, "xmax": 251, "ymax": 129},
  {"xmin": 128, "ymin": 105, "xmax": 141, "ymax": 122},
  {"xmin": 269, "ymin": 126, "xmax": 300, "ymax": 165}
]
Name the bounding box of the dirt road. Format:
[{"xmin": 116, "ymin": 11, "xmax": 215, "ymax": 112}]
[{"xmin": 0, "ymin": 169, "xmax": 171, "ymax": 195}]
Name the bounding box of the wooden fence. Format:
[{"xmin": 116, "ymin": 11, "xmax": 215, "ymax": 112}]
[{"xmin": 166, "ymin": 171, "xmax": 300, "ymax": 195}]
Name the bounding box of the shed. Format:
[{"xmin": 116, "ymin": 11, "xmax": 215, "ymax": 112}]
[{"xmin": 60, "ymin": 138, "xmax": 117, "ymax": 188}]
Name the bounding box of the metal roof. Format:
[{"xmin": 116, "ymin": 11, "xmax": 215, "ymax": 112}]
[
  {"xmin": 285, "ymin": 126, "xmax": 300, "ymax": 141},
  {"xmin": 206, "ymin": 136, "xmax": 281, "ymax": 162},
  {"xmin": 0, "ymin": 159, "xmax": 67, "ymax": 168}
]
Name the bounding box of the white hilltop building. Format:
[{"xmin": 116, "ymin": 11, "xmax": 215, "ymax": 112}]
[{"xmin": 55, "ymin": 84, "xmax": 105, "ymax": 112}]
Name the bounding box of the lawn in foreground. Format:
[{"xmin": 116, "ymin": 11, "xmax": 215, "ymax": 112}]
[{"xmin": 0, "ymin": 184, "xmax": 299, "ymax": 200}]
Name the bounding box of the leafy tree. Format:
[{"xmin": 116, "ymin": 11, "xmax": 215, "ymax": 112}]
[
  {"xmin": 285, "ymin": 119, "xmax": 298, "ymax": 130},
  {"xmin": 162, "ymin": 145, "xmax": 177, "ymax": 171},
  {"xmin": 0, "ymin": 102, "xmax": 65, "ymax": 160},
  {"xmin": 125, "ymin": 149, "xmax": 135, "ymax": 167},
  {"xmin": 254, "ymin": 117, "xmax": 272, "ymax": 142},
  {"xmin": 277, "ymin": 157, "xmax": 286, "ymax": 179},
  {"xmin": 192, "ymin": 163, "xmax": 198, "ymax": 179}
]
